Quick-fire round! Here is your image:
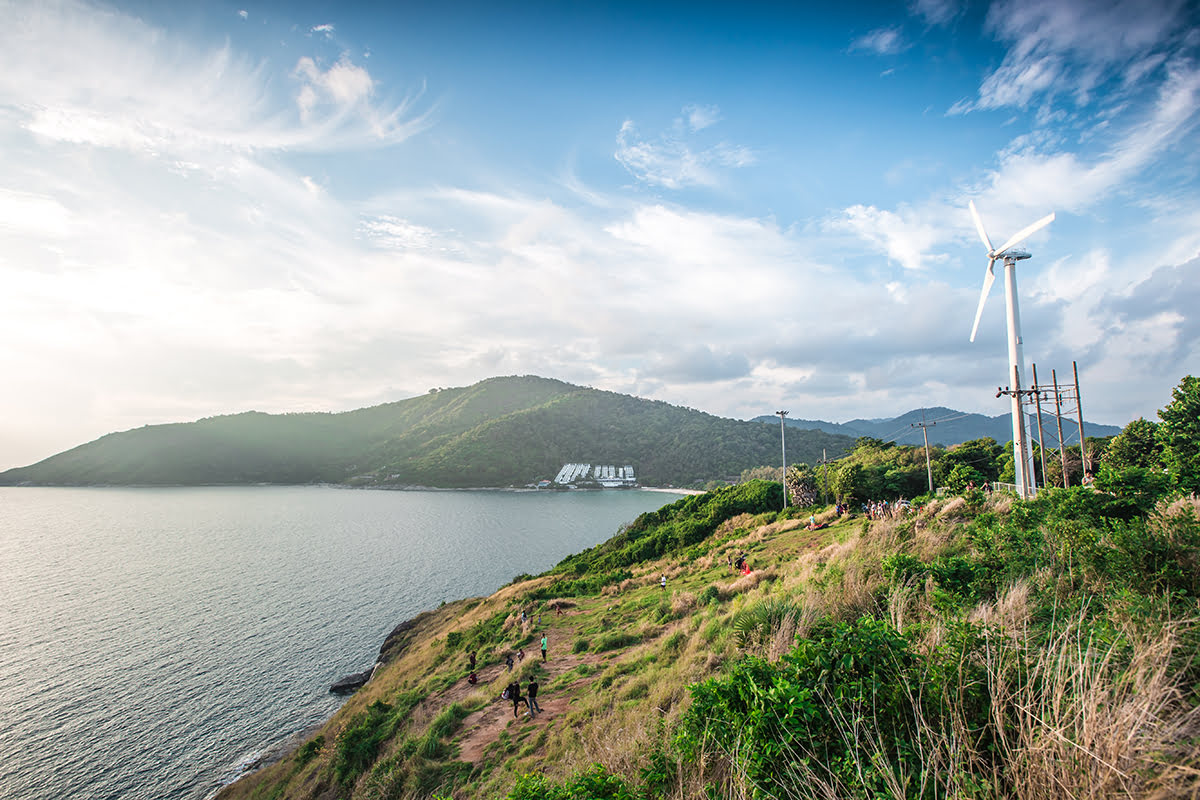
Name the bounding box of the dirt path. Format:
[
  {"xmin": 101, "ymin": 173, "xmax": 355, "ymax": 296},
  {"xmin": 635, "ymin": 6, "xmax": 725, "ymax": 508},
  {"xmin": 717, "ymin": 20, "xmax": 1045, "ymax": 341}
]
[{"xmin": 452, "ymin": 618, "xmax": 604, "ymax": 764}]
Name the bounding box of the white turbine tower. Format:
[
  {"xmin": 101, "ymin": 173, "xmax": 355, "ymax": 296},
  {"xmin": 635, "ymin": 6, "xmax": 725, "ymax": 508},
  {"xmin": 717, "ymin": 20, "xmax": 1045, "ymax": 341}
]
[{"xmin": 967, "ymin": 200, "xmax": 1055, "ymax": 499}]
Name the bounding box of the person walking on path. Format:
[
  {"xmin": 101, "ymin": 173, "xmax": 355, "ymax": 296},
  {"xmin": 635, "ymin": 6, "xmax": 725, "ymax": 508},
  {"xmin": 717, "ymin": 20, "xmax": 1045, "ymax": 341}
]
[
  {"xmin": 527, "ymin": 678, "xmax": 541, "ymax": 716},
  {"xmin": 661, "ymin": 574, "xmax": 667, "ymax": 590},
  {"xmin": 467, "ymin": 651, "xmax": 476, "ymax": 671},
  {"xmin": 505, "ymin": 653, "xmax": 514, "ymax": 672},
  {"xmin": 540, "ymin": 632, "xmax": 548, "ymax": 662},
  {"xmin": 506, "ymin": 680, "xmax": 528, "ymax": 719}
]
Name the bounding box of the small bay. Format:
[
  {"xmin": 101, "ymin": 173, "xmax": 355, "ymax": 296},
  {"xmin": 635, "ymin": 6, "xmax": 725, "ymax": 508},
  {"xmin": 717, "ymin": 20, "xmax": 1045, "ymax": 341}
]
[{"xmin": 0, "ymin": 486, "xmax": 683, "ymax": 800}]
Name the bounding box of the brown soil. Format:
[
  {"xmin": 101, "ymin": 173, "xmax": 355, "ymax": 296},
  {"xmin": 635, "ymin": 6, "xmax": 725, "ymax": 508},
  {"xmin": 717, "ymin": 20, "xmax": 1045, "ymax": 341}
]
[{"xmin": 450, "ymin": 618, "xmax": 606, "ymax": 764}]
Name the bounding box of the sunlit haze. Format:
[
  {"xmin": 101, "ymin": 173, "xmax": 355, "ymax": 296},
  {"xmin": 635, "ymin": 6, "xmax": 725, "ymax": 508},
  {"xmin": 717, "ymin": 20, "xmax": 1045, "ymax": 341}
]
[{"xmin": 2, "ymin": 0, "xmax": 1198, "ymax": 469}]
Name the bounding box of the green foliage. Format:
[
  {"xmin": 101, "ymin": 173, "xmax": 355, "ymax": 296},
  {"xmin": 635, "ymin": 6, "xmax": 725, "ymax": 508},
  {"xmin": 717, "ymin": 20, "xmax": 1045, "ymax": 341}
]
[
  {"xmin": 293, "ymin": 735, "xmax": 324, "ymax": 767},
  {"xmin": 1104, "ymin": 417, "xmax": 1163, "ymax": 470},
  {"xmin": 938, "ymin": 437, "xmax": 1003, "ymax": 484},
  {"xmin": 1094, "ymin": 464, "xmax": 1173, "ymax": 514},
  {"xmin": 555, "ymin": 481, "xmax": 783, "ymax": 573},
  {"xmin": 418, "ymin": 703, "xmax": 469, "ymax": 760},
  {"xmin": 698, "ymin": 584, "xmax": 721, "ymax": 605},
  {"xmin": 677, "ymin": 617, "xmax": 990, "ymax": 799},
  {"xmin": 504, "ymin": 764, "xmax": 638, "ymax": 800},
  {"xmin": 334, "ymin": 700, "xmax": 397, "ymax": 785},
  {"xmin": 594, "ymin": 631, "xmax": 642, "ymax": 652},
  {"xmin": 1157, "ymin": 375, "xmax": 1200, "ymax": 492},
  {"xmin": 944, "ymin": 463, "xmax": 986, "ymax": 493},
  {"xmin": 572, "ymin": 638, "xmax": 590, "ymax": 654},
  {"xmin": 527, "ymin": 570, "xmax": 633, "ymax": 600},
  {"xmin": 731, "ymin": 598, "xmax": 800, "ymax": 649},
  {"xmin": 445, "ymin": 610, "xmax": 508, "ymax": 655}
]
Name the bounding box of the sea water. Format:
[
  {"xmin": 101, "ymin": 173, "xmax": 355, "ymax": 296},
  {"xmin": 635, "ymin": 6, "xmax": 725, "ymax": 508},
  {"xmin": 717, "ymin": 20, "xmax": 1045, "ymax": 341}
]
[{"xmin": 0, "ymin": 486, "xmax": 682, "ymax": 800}]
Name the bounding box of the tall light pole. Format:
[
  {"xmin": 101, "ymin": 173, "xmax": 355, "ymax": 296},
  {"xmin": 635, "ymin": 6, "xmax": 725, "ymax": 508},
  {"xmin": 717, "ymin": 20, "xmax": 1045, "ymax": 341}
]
[{"xmin": 776, "ymin": 411, "xmax": 789, "ymax": 509}]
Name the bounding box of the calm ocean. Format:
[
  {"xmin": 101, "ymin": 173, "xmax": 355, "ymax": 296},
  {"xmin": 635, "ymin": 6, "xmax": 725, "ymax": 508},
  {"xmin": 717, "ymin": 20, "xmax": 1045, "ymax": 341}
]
[{"xmin": 0, "ymin": 486, "xmax": 682, "ymax": 800}]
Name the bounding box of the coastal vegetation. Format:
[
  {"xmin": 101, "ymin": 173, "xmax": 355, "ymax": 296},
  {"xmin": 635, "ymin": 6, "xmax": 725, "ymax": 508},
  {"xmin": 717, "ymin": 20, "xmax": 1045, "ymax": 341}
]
[
  {"xmin": 217, "ymin": 376, "xmax": 1200, "ymax": 800},
  {"xmin": 0, "ymin": 376, "xmax": 853, "ymax": 489}
]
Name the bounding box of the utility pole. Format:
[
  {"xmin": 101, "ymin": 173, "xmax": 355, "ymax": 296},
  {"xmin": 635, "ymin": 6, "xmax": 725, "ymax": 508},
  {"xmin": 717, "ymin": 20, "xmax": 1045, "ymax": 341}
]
[
  {"xmin": 1052, "ymin": 369, "xmax": 1069, "ymax": 488},
  {"xmin": 1032, "ymin": 363, "xmax": 1048, "ymax": 488},
  {"xmin": 997, "ymin": 366, "xmax": 1040, "ymax": 498},
  {"xmin": 1073, "ymin": 362, "xmax": 1090, "ymax": 480},
  {"xmin": 911, "ymin": 418, "xmax": 936, "ymax": 494},
  {"xmin": 776, "ymin": 410, "xmax": 788, "ymax": 509},
  {"xmin": 817, "ymin": 448, "xmax": 834, "ymax": 507}
]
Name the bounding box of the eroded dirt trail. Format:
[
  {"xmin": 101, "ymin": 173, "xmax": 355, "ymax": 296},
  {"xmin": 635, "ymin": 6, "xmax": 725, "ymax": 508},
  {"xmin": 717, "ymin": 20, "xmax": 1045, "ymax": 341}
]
[{"xmin": 452, "ymin": 617, "xmax": 604, "ymax": 764}]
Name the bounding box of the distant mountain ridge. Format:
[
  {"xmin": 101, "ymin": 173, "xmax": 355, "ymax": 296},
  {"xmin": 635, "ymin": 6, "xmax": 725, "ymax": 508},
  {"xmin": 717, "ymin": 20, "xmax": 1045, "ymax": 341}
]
[
  {"xmin": 750, "ymin": 406, "xmax": 1122, "ymax": 447},
  {"xmin": 0, "ymin": 376, "xmax": 855, "ymax": 489}
]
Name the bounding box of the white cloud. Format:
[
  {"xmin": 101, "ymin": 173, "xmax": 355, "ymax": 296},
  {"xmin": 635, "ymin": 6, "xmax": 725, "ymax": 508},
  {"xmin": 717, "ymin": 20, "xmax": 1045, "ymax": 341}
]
[
  {"xmin": 0, "ymin": 1, "xmax": 430, "ymax": 158},
  {"xmin": 831, "ymin": 204, "xmax": 950, "ymax": 271},
  {"xmin": 955, "ymin": 0, "xmax": 1191, "ymax": 113},
  {"xmin": 909, "ymin": 0, "xmax": 961, "ymax": 26},
  {"xmin": 310, "ymin": 23, "xmax": 335, "ymax": 37},
  {"xmin": 614, "ymin": 113, "xmax": 755, "ymax": 189},
  {"xmin": 238, "ymin": 9, "xmax": 248, "ymax": 20},
  {"xmin": 683, "ymin": 103, "xmax": 721, "ymax": 132},
  {"xmin": 850, "ymin": 27, "xmax": 908, "ymax": 56},
  {"xmin": 981, "ymin": 61, "xmax": 1200, "ymax": 213}
]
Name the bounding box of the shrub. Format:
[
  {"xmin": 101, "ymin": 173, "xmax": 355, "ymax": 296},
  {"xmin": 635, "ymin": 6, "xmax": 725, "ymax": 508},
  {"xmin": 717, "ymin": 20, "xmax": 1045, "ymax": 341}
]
[
  {"xmin": 334, "ymin": 700, "xmax": 396, "ymax": 784},
  {"xmin": 294, "ymin": 735, "xmax": 324, "ymax": 767},
  {"xmin": 677, "ymin": 616, "xmax": 990, "ymax": 799},
  {"xmin": 572, "ymin": 638, "xmax": 590, "ymax": 654},
  {"xmin": 504, "ymin": 764, "xmax": 638, "ymax": 800}
]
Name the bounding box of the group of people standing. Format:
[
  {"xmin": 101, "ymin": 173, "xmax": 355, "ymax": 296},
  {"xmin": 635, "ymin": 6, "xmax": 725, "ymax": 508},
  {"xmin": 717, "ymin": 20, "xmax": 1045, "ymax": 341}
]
[
  {"xmin": 503, "ymin": 678, "xmax": 541, "ymax": 719},
  {"xmin": 462, "ymin": 629, "xmax": 550, "ymax": 721}
]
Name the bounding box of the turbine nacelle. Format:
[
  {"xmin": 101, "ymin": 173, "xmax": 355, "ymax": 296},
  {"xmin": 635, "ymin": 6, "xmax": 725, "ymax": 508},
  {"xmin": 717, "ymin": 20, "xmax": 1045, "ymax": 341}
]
[{"xmin": 967, "ymin": 201, "xmax": 1054, "ymax": 342}]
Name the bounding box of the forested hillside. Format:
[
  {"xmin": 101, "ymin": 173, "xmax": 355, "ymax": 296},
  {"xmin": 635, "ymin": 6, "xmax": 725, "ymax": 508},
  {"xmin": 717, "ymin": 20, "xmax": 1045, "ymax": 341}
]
[{"xmin": 0, "ymin": 376, "xmax": 853, "ymax": 488}]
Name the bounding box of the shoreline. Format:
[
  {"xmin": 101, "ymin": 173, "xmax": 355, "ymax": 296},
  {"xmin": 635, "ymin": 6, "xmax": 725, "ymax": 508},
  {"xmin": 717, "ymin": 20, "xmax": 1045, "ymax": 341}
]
[{"xmin": 209, "ymin": 487, "xmax": 696, "ymax": 795}]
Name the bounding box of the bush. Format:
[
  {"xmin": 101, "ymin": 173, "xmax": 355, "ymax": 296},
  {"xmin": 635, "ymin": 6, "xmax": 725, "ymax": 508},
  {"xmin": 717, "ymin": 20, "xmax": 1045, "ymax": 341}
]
[
  {"xmin": 505, "ymin": 763, "xmax": 638, "ymax": 800},
  {"xmin": 677, "ymin": 617, "xmax": 990, "ymax": 799},
  {"xmin": 572, "ymin": 638, "xmax": 590, "ymax": 654}
]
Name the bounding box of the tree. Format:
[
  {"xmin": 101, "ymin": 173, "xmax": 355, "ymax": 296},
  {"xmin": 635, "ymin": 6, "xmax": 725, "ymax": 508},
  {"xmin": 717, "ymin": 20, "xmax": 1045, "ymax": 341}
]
[
  {"xmin": 785, "ymin": 463, "xmax": 818, "ymax": 507},
  {"xmin": 1158, "ymin": 376, "xmax": 1200, "ymax": 492},
  {"xmin": 937, "ymin": 437, "xmax": 1003, "ymax": 484},
  {"xmin": 1104, "ymin": 418, "xmax": 1163, "ymax": 470}
]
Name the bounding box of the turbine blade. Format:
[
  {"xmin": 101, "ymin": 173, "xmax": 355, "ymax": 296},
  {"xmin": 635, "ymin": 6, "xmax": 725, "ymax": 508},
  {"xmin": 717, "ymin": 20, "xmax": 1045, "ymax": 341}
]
[
  {"xmin": 969, "ymin": 200, "xmax": 993, "ymax": 253},
  {"xmin": 969, "ymin": 259, "xmax": 997, "ymax": 343},
  {"xmin": 996, "ymin": 212, "xmax": 1055, "ymax": 255}
]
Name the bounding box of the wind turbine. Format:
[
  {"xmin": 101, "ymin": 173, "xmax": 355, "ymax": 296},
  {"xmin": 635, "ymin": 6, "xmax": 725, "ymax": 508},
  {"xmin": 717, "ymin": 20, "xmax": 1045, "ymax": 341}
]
[{"xmin": 967, "ymin": 200, "xmax": 1055, "ymax": 499}]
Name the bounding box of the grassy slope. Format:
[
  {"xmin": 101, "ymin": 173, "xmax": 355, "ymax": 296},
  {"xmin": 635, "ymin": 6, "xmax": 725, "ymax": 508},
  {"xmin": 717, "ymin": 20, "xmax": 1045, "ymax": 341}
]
[{"xmin": 218, "ymin": 486, "xmax": 1200, "ymax": 800}]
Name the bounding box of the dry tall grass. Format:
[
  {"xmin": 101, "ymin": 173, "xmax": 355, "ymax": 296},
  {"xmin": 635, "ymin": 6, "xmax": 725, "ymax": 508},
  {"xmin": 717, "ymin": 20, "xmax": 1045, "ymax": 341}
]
[{"xmin": 986, "ymin": 612, "xmax": 1200, "ymax": 800}]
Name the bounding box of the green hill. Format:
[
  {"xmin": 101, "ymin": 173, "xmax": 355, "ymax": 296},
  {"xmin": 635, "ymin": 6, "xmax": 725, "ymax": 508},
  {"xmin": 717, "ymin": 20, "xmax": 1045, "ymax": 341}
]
[{"xmin": 0, "ymin": 376, "xmax": 854, "ymax": 488}]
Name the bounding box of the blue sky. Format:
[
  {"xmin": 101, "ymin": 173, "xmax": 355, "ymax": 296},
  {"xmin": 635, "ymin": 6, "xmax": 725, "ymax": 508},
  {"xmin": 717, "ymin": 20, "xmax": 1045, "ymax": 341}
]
[{"xmin": 1, "ymin": 0, "xmax": 1198, "ymax": 468}]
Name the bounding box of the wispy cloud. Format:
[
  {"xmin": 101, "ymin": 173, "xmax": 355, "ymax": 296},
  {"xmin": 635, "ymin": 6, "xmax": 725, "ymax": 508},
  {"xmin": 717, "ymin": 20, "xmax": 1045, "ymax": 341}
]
[
  {"xmin": 683, "ymin": 103, "xmax": 721, "ymax": 132},
  {"xmin": 952, "ymin": 0, "xmax": 1191, "ymax": 113},
  {"xmin": 909, "ymin": 0, "xmax": 962, "ymax": 27},
  {"xmin": 614, "ymin": 108, "xmax": 755, "ymax": 189},
  {"xmin": 0, "ymin": 1, "xmax": 430, "ymax": 160},
  {"xmin": 310, "ymin": 23, "xmax": 335, "ymax": 38},
  {"xmin": 850, "ymin": 26, "xmax": 909, "ymax": 56}
]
